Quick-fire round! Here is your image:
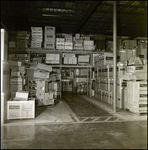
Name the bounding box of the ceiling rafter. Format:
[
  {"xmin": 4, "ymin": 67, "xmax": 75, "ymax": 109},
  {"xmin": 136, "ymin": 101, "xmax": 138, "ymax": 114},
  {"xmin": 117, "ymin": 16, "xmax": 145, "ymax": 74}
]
[{"xmin": 73, "ymin": 1, "xmax": 101, "ymax": 34}]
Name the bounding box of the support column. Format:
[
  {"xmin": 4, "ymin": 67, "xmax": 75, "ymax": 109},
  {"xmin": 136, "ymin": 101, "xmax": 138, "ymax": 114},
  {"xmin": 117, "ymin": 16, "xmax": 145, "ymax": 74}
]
[{"xmin": 113, "ymin": 1, "xmax": 117, "ymax": 113}]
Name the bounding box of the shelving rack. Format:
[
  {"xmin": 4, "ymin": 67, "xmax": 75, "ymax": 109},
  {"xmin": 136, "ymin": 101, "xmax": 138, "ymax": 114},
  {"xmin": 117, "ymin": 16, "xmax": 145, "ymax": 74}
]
[{"xmin": 8, "ymin": 47, "xmax": 101, "ymax": 99}]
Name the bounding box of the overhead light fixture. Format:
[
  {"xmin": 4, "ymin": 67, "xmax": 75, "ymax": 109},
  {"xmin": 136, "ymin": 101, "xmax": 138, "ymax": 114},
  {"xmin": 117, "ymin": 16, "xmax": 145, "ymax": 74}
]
[{"xmin": 42, "ymin": 14, "xmax": 60, "ymax": 17}]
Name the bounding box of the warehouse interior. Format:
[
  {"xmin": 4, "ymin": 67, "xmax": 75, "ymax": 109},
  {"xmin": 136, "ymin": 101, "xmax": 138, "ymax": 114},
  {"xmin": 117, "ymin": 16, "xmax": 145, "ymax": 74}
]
[
  {"xmin": 1, "ymin": 1, "xmax": 147, "ymax": 125},
  {"xmin": 1, "ymin": 1, "xmax": 147, "ymax": 149}
]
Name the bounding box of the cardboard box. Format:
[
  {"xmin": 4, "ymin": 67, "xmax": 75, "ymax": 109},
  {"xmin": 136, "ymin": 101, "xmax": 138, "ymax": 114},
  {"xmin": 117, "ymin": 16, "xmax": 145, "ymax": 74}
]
[
  {"xmin": 127, "ymin": 65, "xmax": 147, "ymax": 73},
  {"xmin": 45, "ymin": 26, "xmax": 55, "ymax": 34},
  {"xmin": 7, "ymin": 99, "xmax": 35, "ymax": 119},
  {"xmin": 56, "ymin": 44, "xmax": 65, "ymax": 49},
  {"xmin": 117, "ymin": 49, "xmax": 127, "ymax": 61},
  {"xmin": 44, "ymin": 42, "xmax": 55, "ymax": 49},
  {"xmin": 46, "ymin": 54, "xmax": 60, "ymax": 60},
  {"xmin": 64, "ymin": 42, "xmax": 73, "ymax": 50},
  {"xmin": 31, "ymin": 27, "xmax": 42, "ymax": 31},
  {"xmin": 83, "ymin": 40, "xmax": 94, "ymax": 46},
  {"xmin": 13, "ymin": 91, "xmax": 29, "ymax": 101},
  {"xmin": 44, "ymin": 92, "xmax": 54, "ymax": 105},
  {"xmin": 48, "ymin": 82, "xmax": 59, "ymax": 91},
  {"xmin": 56, "ymin": 38, "xmax": 65, "ymax": 44},
  {"xmin": 75, "ymin": 33, "xmax": 80, "ymax": 39},
  {"xmin": 9, "ymin": 61, "xmax": 24, "ymax": 66},
  {"xmin": 34, "ymin": 70, "xmax": 50, "ymax": 79},
  {"xmin": 44, "ymin": 34, "xmax": 55, "ymax": 42},
  {"xmin": 37, "ymin": 63, "xmax": 52, "ymax": 72},
  {"xmin": 46, "ymin": 60, "xmax": 59, "ymax": 64}
]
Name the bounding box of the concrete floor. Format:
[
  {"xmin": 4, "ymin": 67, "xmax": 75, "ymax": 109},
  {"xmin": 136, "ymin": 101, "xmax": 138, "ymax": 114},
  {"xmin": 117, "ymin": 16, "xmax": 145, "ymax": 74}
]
[{"xmin": 1, "ymin": 92, "xmax": 147, "ymax": 149}]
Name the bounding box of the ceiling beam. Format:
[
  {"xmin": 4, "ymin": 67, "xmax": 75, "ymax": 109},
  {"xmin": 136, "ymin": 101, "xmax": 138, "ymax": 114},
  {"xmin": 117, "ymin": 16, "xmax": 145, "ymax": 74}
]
[{"xmin": 73, "ymin": 1, "xmax": 101, "ymax": 34}]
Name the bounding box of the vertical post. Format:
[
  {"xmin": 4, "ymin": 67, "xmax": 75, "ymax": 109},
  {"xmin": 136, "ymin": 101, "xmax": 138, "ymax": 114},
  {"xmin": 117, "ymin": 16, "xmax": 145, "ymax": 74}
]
[
  {"xmin": 113, "ymin": 1, "xmax": 117, "ymax": 113},
  {"xmin": 90, "ymin": 67, "xmax": 92, "ymax": 97},
  {"xmin": 60, "ymin": 52, "xmax": 62, "ymax": 99}
]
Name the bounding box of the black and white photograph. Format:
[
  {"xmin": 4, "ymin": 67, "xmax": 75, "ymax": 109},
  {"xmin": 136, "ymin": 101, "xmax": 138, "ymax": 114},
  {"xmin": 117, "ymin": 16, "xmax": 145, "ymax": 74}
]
[{"xmin": 1, "ymin": 1, "xmax": 147, "ymax": 149}]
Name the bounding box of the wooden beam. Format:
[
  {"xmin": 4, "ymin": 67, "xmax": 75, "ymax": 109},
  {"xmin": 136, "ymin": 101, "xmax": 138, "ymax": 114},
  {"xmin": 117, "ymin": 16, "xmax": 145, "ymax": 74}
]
[{"xmin": 73, "ymin": 1, "xmax": 101, "ymax": 34}]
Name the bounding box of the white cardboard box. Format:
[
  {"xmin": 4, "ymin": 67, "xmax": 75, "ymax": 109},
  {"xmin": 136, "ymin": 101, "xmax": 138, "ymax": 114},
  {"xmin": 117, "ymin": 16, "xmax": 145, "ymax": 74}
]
[{"xmin": 7, "ymin": 99, "xmax": 35, "ymax": 120}]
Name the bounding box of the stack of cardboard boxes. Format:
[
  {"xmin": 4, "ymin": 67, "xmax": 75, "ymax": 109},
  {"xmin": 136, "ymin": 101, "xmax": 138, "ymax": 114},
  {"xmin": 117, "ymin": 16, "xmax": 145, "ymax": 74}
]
[
  {"xmin": 16, "ymin": 31, "xmax": 30, "ymax": 48},
  {"xmin": 9, "ymin": 61, "xmax": 26, "ymax": 98},
  {"xmin": 44, "ymin": 26, "xmax": 55, "ymax": 49},
  {"xmin": 64, "ymin": 33, "xmax": 73, "ymax": 50},
  {"xmin": 31, "ymin": 27, "xmax": 43, "ymax": 48},
  {"xmin": 74, "ymin": 34, "xmax": 84, "ymax": 50}
]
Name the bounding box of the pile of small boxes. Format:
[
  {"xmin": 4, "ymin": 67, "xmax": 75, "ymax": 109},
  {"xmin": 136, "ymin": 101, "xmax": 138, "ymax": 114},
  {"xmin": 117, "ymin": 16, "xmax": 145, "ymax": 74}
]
[
  {"xmin": 31, "ymin": 27, "xmax": 43, "ymax": 48},
  {"xmin": 44, "ymin": 26, "xmax": 55, "ymax": 49}
]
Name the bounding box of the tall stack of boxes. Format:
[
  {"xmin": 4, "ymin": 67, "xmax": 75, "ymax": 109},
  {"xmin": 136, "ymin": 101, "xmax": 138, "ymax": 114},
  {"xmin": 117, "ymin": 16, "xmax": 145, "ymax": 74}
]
[
  {"xmin": 44, "ymin": 26, "xmax": 55, "ymax": 49},
  {"xmin": 94, "ymin": 52, "xmax": 114, "ymax": 105},
  {"xmin": 31, "ymin": 27, "xmax": 43, "ymax": 48},
  {"xmin": 9, "ymin": 61, "xmax": 26, "ymax": 98}
]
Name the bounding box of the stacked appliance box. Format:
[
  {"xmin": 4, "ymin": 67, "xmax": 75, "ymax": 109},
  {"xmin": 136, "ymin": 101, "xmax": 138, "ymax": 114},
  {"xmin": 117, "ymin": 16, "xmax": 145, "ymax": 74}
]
[
  {"xmin": 9, "ymin": 61, "xmax": 26, "ymax": 98},
  {"xmin": 16, "ymin": 31, "xmax": 30, "ymax": 48},
  {"xmin": 44, "ymin": 26, "xmax": 55, "ymax": 49},
  {"xmin": 74, "ymin": 34, "xmax": 84, "ymax": 50},
  {"xmin": 31, "ymin": 27, "xmax": 43, "ymax": 48}
]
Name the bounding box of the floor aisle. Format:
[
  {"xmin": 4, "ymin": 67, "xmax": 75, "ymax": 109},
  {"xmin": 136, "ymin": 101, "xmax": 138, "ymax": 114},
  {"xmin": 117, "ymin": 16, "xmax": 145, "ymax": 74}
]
[{"xmin": 63, "ymin": 92, "xmax": 123, "ymax": 123}]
